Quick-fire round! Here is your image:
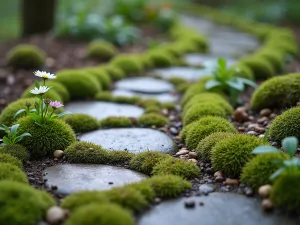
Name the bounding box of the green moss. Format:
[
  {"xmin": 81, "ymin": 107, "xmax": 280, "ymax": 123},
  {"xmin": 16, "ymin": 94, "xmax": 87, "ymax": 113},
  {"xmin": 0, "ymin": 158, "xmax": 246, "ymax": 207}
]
[
  {"xmin": 145, "ymin": 105, "xmax": 161, "ymax": 114},
  {"xmin": 0, "ymin": 180, "xmax": 55, "ymax": 225},
  {"xmin": 103, "ymin": 65, "xmax": 126, "ymax": 81},
  {"xmin": 230, "ymin": 63, "xmax": 254, "ymax": 80},
  {"xmin": 138, "ymin": 99, "xmax": 161, "ymax": 108},
  {"xmin": 177, "ymin": 82, "xmax": 191, "ymax": 93},
  {"xmin": 107, "ymin": 151, "xmax": 134, "ymax": 164},
  {"xmin": 125, "ymin": 182, "xmax": 155, "ymax": 203},
  {"xmin": 183, "ymin": 103, "xmax": 227, "ymax": 125},
  {"xmin": 240, "ymin": 56, "xmax": 275, "ymax": 79},
  {"xmin": 143, "ymin": 175, "xmax": 191, "ymax": 199},
  {"xmin": 111, "ymin": 55, "xmax": 143, "ymax": 75},
  {"xmin": 56, "ymin": 70, "xmax": 101, "ymax": 100},
  {"xmin": 146, "ymin": 51, "xmax": 175, "ymax": 68},
  {"xmin": 211, "ymin": 134, "xmax": 263, "ymax": 177},
  {"xmin": 196, "ymin": 132, "xmax": 235, "ymax": 162},
  {"xmin": 152, "ymin": 157, "xmax": 200, "ymax": 179},
  {"xmin": 270, "ymin": 170, "xmax": 300, "ymax": 215},
  {"xmin": 99, "ymin": 117, "xmax": 132, "ymax": 128},
  {"xmin": 84, "ymin": 68, "xmax": 112, "ymax": 90},
  {"xmin": 65, "ymin": 141, "xmax": 109, "ymax": 164},
  {"xmin": 168, "ymin": 77, "xmax": 188, "ymax": 86},
  {"xmin": 161, "ymin": 102, "xmax": 176, "ymax": 110},
  {"xmin": 251, "ymin": 73, "xmax": 300, "ymax": 110},
  {"xmin": 0, "ymin": 163, "xmax": 28, "ymax": 184},
  {"xmin": 6, "ymin": 44, "xmax": 45, "ymax": 69},
  {"xmin": 241, "ymin": 153, "xmax": 289, "ymax": 190},
  {"xmin": 17, "ymin": 116, "xmax": 76, "ymax": 159},
  {"xmin": 0, "ymin": 144, "xmax": 29, "ymax": 163},
  {"xmin": 87, "ymin": 40, "xmax": 117, "ymax": 61},
  {"xmin": 129, "ymin": 151, "xmax": 171, "ymax": 175},
  {"xmin": 0, "ymin": 98, "xmax": 36, "ymax": 126},
  {"xmin": 137, "ymin": 113, "xmax": 168, "ymax": 127},
  {"xmin": 0, "ymin": 153, "xmax": 22, "ymax": 168},
  {"xmin": 185, "ymin": 116, "xmax": 236, "ymax": 150},
  {"xmin": 36, "ymin": 190, "xmax": 56, "ymax": 209},
  {"xmin": 179, "ymin": 122, "xmax": 195, "ymax": 142},
  {"xmin": 113, "ymin": 96, "xmax": 141, "ymax": 104},
  {"xmin": 64, "ymin": 203, "xmax": 135, "ymax": 225},
  {"xmin": 94, "ymin": 91, "xmax": 113, "ymax": 101},
  {"xmin": 63, "ymin": 114, "xmax": 99, "ymax": 133},
  {"xmin": 255, "ymin": 48, "xmax": 284, "ymax": 72},
  {"xmin": 269, "ymin": 107, "xmax": 300, "ymax": 141}
]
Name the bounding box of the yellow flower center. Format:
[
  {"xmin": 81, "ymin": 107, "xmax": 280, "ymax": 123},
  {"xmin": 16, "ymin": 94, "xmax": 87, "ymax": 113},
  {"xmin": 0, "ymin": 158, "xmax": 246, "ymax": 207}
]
[{"xmin": 42, "ymin": 74, "xmax": 48, "ymax": 78}]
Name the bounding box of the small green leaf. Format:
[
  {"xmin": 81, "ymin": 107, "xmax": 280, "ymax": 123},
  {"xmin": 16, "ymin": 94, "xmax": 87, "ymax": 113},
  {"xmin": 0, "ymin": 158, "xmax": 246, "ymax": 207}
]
[
  {"xmin": 2, "ymin": 136, "xmax": 11, "ymax": 145},
  {"xmin": 263, "ymin": 128, "xmax": 270, "ymax": 145},
  {"xmin": 0, "ymin": 127, "xmax": 5, "ymax": 131},
  {"xmin": 237, "ymin": 77, "xmax": 257, "ymax": 88},
  {"xmin": 226, "ymin": 80, "xmax": 245, "ymax": 91},
  {"xmin": 269, "ymin": 168, "xmax": 285, "ymax": 181},
  {"xmin": 10, "ymin": 124, "xmax": 19, "ymax": 135},
  {"xmin": 16, "ymin": 133, "xmax": 32, "ymax": 142},
  {"xmin": 57, "ymin": 111, "xmax": 72, "ymax": 118},
  {"xmin": 252, "ymin": 146, "xmax": 280, "ymax": 154},
  {"xmin": 205, "ymin": 80, "xmax": 221, "ymax": 90},
  {"xmin": 13, "ymin": 109, "xmax": 26, "ymax": 119},
  {"xmin": 282, "ymin": 136, "xmax": 298, "ymax": 157}
]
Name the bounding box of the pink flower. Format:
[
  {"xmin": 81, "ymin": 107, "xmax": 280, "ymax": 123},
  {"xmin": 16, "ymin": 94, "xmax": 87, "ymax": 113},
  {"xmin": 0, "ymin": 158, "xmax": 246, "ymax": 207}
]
[{"xmin": 50, "ymin": 100, "xmax": 64, "ymax": 109}]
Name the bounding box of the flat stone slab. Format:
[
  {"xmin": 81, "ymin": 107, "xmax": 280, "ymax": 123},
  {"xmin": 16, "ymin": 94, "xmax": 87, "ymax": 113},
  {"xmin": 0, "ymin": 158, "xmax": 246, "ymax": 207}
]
[
  {"xmin": 184, "ymin": 54, "xmax": 237, "ymax": 67},
  {"xmin": 80, "ymin": 128, "xmax": 177, "ymax": 153},
  {"xmin": 44, "ymin": 164, "xmax": 148, "ymax": 195},
  {"xmin": 138, "ymin": 193, "xmax": 297, "ymax": 225},
  {"xmin": 65, "ymin": 101, "xmax": 144, "ymax": 120},
  {"xmin": 112, "ymin": 89, "xmax": 178, "ymax": 103},
  {"xmin": 114, "ymin": 77, "xmax": 174, "ymax": 94}
]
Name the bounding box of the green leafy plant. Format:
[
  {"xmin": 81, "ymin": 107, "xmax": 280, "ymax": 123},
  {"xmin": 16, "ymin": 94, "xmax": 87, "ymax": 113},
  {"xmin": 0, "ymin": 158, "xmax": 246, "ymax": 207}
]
[
  {"xmin": 0, "ymin": 124, "xmax": 31, "ymax": 145},
  {"xmin": 253, "ymin": 136, "xmax": 300, "ymax": 180},
  {"xmin": 205, "ymin": 58, "xmax": 257, "ymax": 105}
]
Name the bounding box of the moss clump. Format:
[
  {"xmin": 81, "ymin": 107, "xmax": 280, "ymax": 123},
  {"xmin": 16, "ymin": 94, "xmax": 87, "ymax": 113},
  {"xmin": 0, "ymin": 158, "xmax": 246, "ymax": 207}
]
[
  {"xmin": 185, "ymin": 116, "xmax": 236, "ymax": 150},
  {"xmin": 183, "ymin": 103, "xmax": 227, "ymax": 125},
  {"xmin": 269, "ymin": 107, "xmax": 300, "ymax": 141},
  {"xmin": 125, "ymin": 182, "xmax": 155, "ymax": 203},
  {"xmin": 231, "ymin": 63, "xmax": 254, "ymax": 80},
  {"xmin": 143, "ymin": 175, "xmax": 191, "ymax": 199},
  {"xmin": 107, "ymin": 151, "xmax": 134, "ymax": 164},
  {"xmin": 65, "ymin": 141, "xmax": 109, "ymax": 164},
  {"xmin": 196, "ymin": 132, "xmax": 235, "ymax": 162},
  {"xmin": 161, "ymin": 102, "xmax": 176, "ymax": 110},
  {"xmin": 179, "ymin": 122, "xmax": 195, "ymax": 142},
  {"xmin": 0, "ymin": 180, "xmax": 55, "ymax": 225},
  {"xmin": 0, "ymin": 144, "xmax": 29, "ymax": 162},
  {"xmin": 94, "ymin": 91, "xmax": 113, "ymax": 102},
  {"xmin": 64, "ymin": 203, "xmax": 135, "ymax": 225},
  {"xmin": 63, "ymin": 114, "xmax": 99, "ymax": 133},
  {"xmin": 103, "ymin": 65, "xmax": 125, "ymax": 81},
  {"xmin": 251, "ymin": 73, "xmax": 300, "ymax": 110},
  {"xmin": 129, "ymin": 151, "xmax": 171, "ymax": 175},
  {"xmin": 87, "ymin": 40, "xmax": 117, "ymax": 61},
  {"xmin": 113, "ymin": 96, "xmax": 141, "ymax": 104},
  {"xmin": 6, "ymin": 44, "xmax": 45, "ymax": 69},
  {"xmin": 255, "ymin": 49, "xmax": 284, "ymax": 72},
  {"xmin": 152, "ymin": 157, "xmax": 200, "ymax": 179},
  {"xmin": 99, "ymin": 117, "xmax": 132, "ymax": 128},
  {"xmin": 211, "ymin": 134, "xmax": 263, "ymax": 177},
  {"xmin": 146, "ymin": 51, "xmax": 175, "ymax": 68},
  {"xmin": 84, "ymin": 68, "xmax": 112, "ymax": 90},
  {"xmin": 270, "ymin": 170, "xmax": 300, "ymax": 215},
  {"xmin": 168, "ymin": 77, "xmax": 189, "ymax": 86},
  {"xmin": 56, "ymin": 70, "xmax": 101, "ymax": 100},
  {"xmin": 240, "ymin": 56, "xmax": 275, "ymax": 79},
  {"xmin": 0, "ymin": 98, "xmax": 36, "ymax": 126},
  {"xmin": 17, "ymin": 116, "xmax": 76, "ymax": 159},
  {"xmin": 145, "ymin": 105, "xmax": 161, "ymax": 114},
  {"xmin": 21, "ymin": 86, "xmax": 63, "ymax": 103},
  {"xmin": 0, "ymin": 153, "xmax": 22, "ymax": 168},
  {"xmin": 0, "ymin": 163, "xmax": 28, "ymax": 184},
  {"xmin": 241, "ymin": 153, "xmax": 288, "ymax": 190},
  {"xmin": 137, "ymin": 113, "xmax": 168, "ymax": 127},
  {"xmin": 111, "ymin": 55, "xmax": 143, "ymax": 75},
  {"xmin": 138, "ymin": 99, "xmax": 161, "ymax": 108}
]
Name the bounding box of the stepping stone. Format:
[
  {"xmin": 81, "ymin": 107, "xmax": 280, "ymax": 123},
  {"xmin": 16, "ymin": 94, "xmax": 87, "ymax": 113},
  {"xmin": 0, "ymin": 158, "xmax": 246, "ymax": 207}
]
[
  {"xmin": 184, "ymin": 54, "xmax": 237, "ymax": 67},
  {"xmin": 153, "ymin": 67, "xmax": 209, "ymax": 82},
  {"xmin": 114, "ymin": 77, "xmax": 174, "ymax": 94},
  {"xmin": 44, "ymin": 164, "xmax": 148, "ymax": 195},
  {"xmin": 65, "ymin": 101, "xmax": 144, "ymax": 120},
  {"xmin": 80, "ymin": 128, "xmax": 177, "ymax": 153},
  {"xmin": 138, "ymin": 193, "xmax": 297, "ymax": 225}
]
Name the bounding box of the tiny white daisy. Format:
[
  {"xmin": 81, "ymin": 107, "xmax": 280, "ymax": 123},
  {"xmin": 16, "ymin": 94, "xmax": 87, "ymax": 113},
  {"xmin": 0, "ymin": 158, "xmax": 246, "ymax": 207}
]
[
  {"xmin": 33, "ymin": 70, "xmax": 56, "ymax": 79},
  {"xmin": 30, "ymin": 86, "xmax": 52, "ymax": 95}
]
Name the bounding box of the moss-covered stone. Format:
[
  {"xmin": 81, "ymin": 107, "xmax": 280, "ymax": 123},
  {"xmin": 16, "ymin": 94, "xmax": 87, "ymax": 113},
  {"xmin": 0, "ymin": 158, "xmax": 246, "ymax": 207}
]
[
  {"xmin": 0, "ymin": 153, "xmax": 22, "ymax": 168},
  {"xmin": 63, "ymin": 114, "xmax": 99, "ymax": 133},
  {"xmin": 107, "ymin": 151, "xmax": 134, "ymax": 164},
  {"xmin": 137, "ymin": 113, "xmax": 168, "ymax": 127},
  {"xmin": 0, "ymin": 163, "xmax": 28, "ymax": 184},
  {"xmin": 87, "ymin": 40, "xmax": 117, "ymax": 61},
  {"xmin": 99, "ymin": 117, "xmax": 132, "ymax": 128},
  {"xmin": 0, "ymin": 144, "xmax": 29, "ymax": 163}
]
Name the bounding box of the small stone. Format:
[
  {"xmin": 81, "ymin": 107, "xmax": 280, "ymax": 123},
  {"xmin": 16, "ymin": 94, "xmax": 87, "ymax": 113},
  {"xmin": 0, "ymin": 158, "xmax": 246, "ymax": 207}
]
[
  {"xmin": 154, "ymin": 197, "xmax": 162, "ymax": 204},
  {"xmin": 255, "ymin": 127, "xmax": 265, "ymax": 134},
  {"xmin": 184, "ymin": 200, "xmax": 195, "ymax": 208},
  {"xmin": 247, "ymin": 131, "xmax": 257, "ymax": 136},
  {"xmin": 258, "ymin": 185, "xmax": 272, "ymax": 199},
  {"xmin": 258, "ymin": 134, "xmax": 265, "ymax": 139},
  {"xmin": 270, "ymin": 113, "xmax": 277, "ymax": 119},
  {"xmin": 214, "ymin": 171, "xmax": 222, "ymax": 178},
  {"xmin": 108, "ymin": 182, "xmax": 114, "ymax": 185},
  {"xmin": 46, "ymin": 206, "xmax": 66, "ymax": 224},
  {"xmin": 215, "ymin": 176, "xmax": 224, "ymax": 183},
  {"xmin": 257, "ymin": 117, "xmax": 268, "ymax": 124},
  {"xmin": 262, "ymin": 199, "xmax": 274, "ymax": 212},
  {"xmin": 169, "ymin": 127, "xmax": 178, "ymax": 135},
  {"xmin": 249, "ymin": 116, "xmax": 255, "ymax": 121},
  {"xmin": 205, "ymin": 168, "xmax": 213, "ymax": 175},
  {"xmin": 188, "ymin": 152, "xmax": 197, "ymax": 159},
  {"xmin": 232, "ymin": 109, "xmax": 249, "ymax": 122},
  {"xmin": 248, "ymin": 123, "xmax": 259, "ymax": 130},
  {"xmin": 188, "ymin": 159, "xmax": 198, "ymax": 164},
  {"xmin": 238, "ymin": 127, "xmax": 245, "ymax": 132},
  {"xmin": 53, "ymin": 150, "xmax": 64, "ymax": 159},
  {"xmin": 176, "ymin": 149, "xmax": 189, "ymax": 156},
  {"xmin": 199, "ymin": 202, "xmax": 204, "ymax": 206},
  {"xmin": 244, "ymin": 187, "xmax": 254, "ymax": 197},
  {"xmin": 199, "ymin": 184, "xmax": 215, "ymax": 194},
  {"xmin": 225, "ymin": 178, "xmax": 239, "ymax": 186},
  {"xmin": 271, "ymin": 142, "xmax": 278, "ymax": 147},
  {"xmin": 260, "ymin": 108, "xmax": 272, "ymax": 117}
]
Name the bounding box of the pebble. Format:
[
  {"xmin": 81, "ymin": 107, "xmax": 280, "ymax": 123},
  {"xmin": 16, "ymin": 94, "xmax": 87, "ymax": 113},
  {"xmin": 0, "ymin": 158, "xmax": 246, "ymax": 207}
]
[
  {"xmin": 188, "ymin": 159, "xmax": 198, "ymax": 164},
  {"xmin": 199, "ymin": 184, "xmax": 215, "ymax": 194},
  {"xmin": 248, "ymin": 123, "xmax": 259, "ymax": 130},
  {"xmin": 213, "ymin": 171, "xmax": 222, "ymax": 178},
  {"xmin": 238, "ymin": 127, "xmax": 245, "ymax": 132},
  {"xmin": 270, "ymin": 113, "xmax": 277, "ymax": 119},
  {"xmin": 169, "ymin": 127, "xmax": 178, "ymax": 135},
  {"xmin": 154, "ymin": 197, "xmax": 162, "ymax": 204},
  {"xmin": 215, "ymin": 176, "xmax": 225, "ymax": 183},
  {"xmin": 199, "ymin": 202, "xmax": 204, "ymax": 206},
  {"xmin": 258, "ymin": 134, "xmax": 265, "ymax": 139},
  {"xmin": 260, "ymin": 108, "xmax": 272, "ymax": 117},
  {"xmin": 247, "ymin": 131, "xmax": 257, "ymax": 136},
  {"xmin": 224, "ymin": 178, "xmax": 239, "ymax": 186},
  {"xmin": 258, "ymin": 185, "xmax": 272, "ymax": 199},
  {"xmin": 232, "ymin": 109, "xmax": 249, "ymax": 122},
  {"xmin": 262, "ymin": 199, "xmax": 274, "ymax": 212},
  {"xmin": 257, "ymin": 117, "xmax": 269, "ymax": 124},
  {"xmin": 46, "ymin": 206, "xmax": 66, "ymax": 224},
  {"xmin": 205, "ymin": 168, "xmax": 213, "ymax": 175},
  {"xmin": 188, "ymin": 151, "xmax": 198, "ymax": 159},
  {"xmin": 53, "ymin": 150, "xmax": 64, "ymax": 159},
  {"xmin": 175, "ymin": 149, "xmax": 189, "ymax": 156},
  {"xmin": 255, "ymin": 127, "xmax": 265, "ymax": 134},
  {"xmin": 184, "ymin": 200, "xmax": 195, "ymax": 208},
  {"xmin": 271, "ymin": 142, "xmax": 278, "ymax": 147},
  {"xmin": 244, "ymin": 187, "xmax": 254, "ymax": 197}
]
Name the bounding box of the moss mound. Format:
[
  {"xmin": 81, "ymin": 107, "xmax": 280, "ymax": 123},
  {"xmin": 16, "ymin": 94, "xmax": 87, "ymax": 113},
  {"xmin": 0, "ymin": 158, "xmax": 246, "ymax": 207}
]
[
  {"xmin": 129, "ymin": 151, "xmax": 171, "ymax": 175},
  {"xmin": 113, "ymin": 96, "xmax": 141, "ymax": 104},
  {"xmin": 231, "ymin": 63, "xmax": 254, "ymax": 80},
  {"xmin": 0, "ymin": 153, "xmax": 22, "ymax": 168},
  {"xmin": 87, "ymin": 40, "xmax": 117, "ymax": 61},
  {"xmin": 269, "ymin": 107, "xmax": 300, "ymax": 141},
  {"xmin": 107, "ymin": 151, "xmax": 134, "ymax": 164},
  {"xmin": 145, "ymin": 105, "xmax": 161, "ymax": 114},
  {"xmin": 0, "ymin": 180, "xmax": 55, "ymax": 225},
  {"xmin": 0, "ymin": 163, "xmax": 28, "ymax": 183},
  {"xmin": 185, "ymin": 116, "xmax": 236, "ymax": 150},
  {"xmin": 251, "ymin": 73, "xmax": 300, "ymax": 110},
  {"xmin": 152, "ymin": 157, "xmax": 200, "ymax": 179},
  {"xmin": 65, "ymin": 141, "xmax": 109, "ymax": 164},
  {"xmin": 240, "ymin": 56, "xmax": 275, "ymax": 79},
  {"xmin": 143, "ymin": 175, "xmax": 191, "ymax": 199},
  {"xmin": 103, "ymin": 65, "xmax": 125, "ymax": 81},
  {"xmin": 17, "ymin": 116, "xmax": 76, "ymax": 159},
  {"xmin": 161, "ymin": 102, "xmax": 176, "ymax": 110},
  {"xmin": 211, "ymin": 134, "xmax": 263, "ymax": 177},
  {"xmin": 255, "ymin": 49, "xmax": 284, "ymax": 72},
  {"xmin": 241, "ymin": 152, "xmax": 288, "ymax": 190},
  {"xmin": 63, "ymin": 114, "xmax": 99, "ymax": 133},
  {"xmin": 111, "ymin": 55, "xmax": 143, "ymax": 75},
  {"xmin": 125, "ymin": 182, "xmax": 155, "ymax": 203},
  {"xmin": 99, "ymin": 117, "xmax": 132, "ymax": 128},
  {"xmin": 84, "ymin": 68, "xmax": 112, "ymax": 90},
  {"xmin": 94, "ymin": 91, "xmax": 113, "ymax": 101},
  {"xmin": 56, "ymin": 70, "xmax": 101, "ymax": 100},
  {"xmin": 146, "ymin": 51, "xmax": 175, "ymax": 67},
  {"xmin": 196, "ymin": 132, "xmax": 235, "ymax": 162},
  {"xmin": 270, "ymin": 170, "xmax": 300, "ymax": 215},
  {"xmin": 6, "ymin": 44, "xmax": 45, "ymax": 69},
  {"xmin": 0, "ymin": 144, "xmax": 29, "ymax": 163},
  {"xmin": 137, "ymin": 113, "xmax": 168, "ymax": 127}
]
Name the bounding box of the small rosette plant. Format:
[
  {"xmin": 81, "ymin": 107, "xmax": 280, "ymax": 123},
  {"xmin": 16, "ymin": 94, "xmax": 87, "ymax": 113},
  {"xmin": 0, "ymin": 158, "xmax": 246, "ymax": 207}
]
[
  {"xmin": 0, "ymin": 124, "xmax": 31, "ymax": 145},
  {"xmin": 14, "ymin": 71, "xmax": 71, "ymax": 125},
  {"xmin": 253, "ymin": 136, "xmax": 300, "ymax": 180}
]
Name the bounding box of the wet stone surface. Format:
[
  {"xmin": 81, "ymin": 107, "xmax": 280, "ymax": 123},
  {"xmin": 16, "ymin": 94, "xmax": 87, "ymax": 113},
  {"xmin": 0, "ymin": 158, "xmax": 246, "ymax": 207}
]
[
  {"xmin": 138, "ymin": 193, "xmax": 298, "ymax": 225},
  {"xmin": 44, "ymin": 164, "xmax": 148, "ymax": 195},
  {"xmin": 80, "ymin": 128, "xmax": 177, "ymax": 153},
  {"xmin": 64, "ymin": 101, "xmax": 144, "ymax": 120}
]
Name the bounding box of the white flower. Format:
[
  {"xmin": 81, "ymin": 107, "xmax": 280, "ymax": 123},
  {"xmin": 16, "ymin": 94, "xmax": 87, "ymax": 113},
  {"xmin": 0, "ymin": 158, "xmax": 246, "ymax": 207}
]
[
  {"xmin": 33, "ymin": 70, "xmax": 56, "ymax": 79},
  {"xmin": 30, "ymin": 86, "xmax": 51, "ymax": 95}
]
